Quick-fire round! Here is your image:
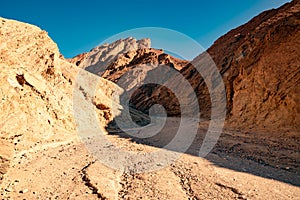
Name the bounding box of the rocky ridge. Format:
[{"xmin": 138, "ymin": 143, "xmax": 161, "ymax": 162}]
[
  {"xmin": 69, "ymin": 0, "xmax": 300, "ymax": 180},
  {"xmin": 69, "ymin": 37, "xmax": 151, "ymax": 75},
  {"xmin": 0, "ymin": 1, "xmax": 299, "ymax": 198},
  {"xmin": 0, "ymin": 17, "xmax": 122, "ymax": 185},
  {"xmin": 203, "ymin": 0, "xmax": 300, "ymax": 130},
  {"xmin": 96, "ymin": 0, "xmax": 300, "ymax": 131},
  {"xmin": 75, "ymin": 1, "xmax": 300, "ymax": 131}
]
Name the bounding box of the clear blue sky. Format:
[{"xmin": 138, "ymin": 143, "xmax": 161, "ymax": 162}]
[{"xmin": 0, "ymin": 0, "xmax": 291, "ymax": 58}]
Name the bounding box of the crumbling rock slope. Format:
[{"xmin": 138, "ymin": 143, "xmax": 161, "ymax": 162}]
[
  {"xmin": 1, "ymin": 7, "xmax": 300, "ymax": 198},
  {"xmin": 74, "ymin": 2, "xmax": 300, "ymax": 132},
  {"xmin": 69, "ymin": 37, "xmax": 151, "ymax": 75},
  {"xmin": 72, "ymin": 39, "xmax": 189, "ymax": 116},
  {"xmin": 201, "ymin": 0, "xmax": 300, "ymax": 130},
  {"xmin": 0, "ymin": 17, "xmax": 121, "ymax": 183},
  {"xmin": 124, "ymin": 0, "xmax": 300, "ymax": 131},
  {"xmin": 0, "ymin": 17, "xmax": 76, "ymax": 182}
]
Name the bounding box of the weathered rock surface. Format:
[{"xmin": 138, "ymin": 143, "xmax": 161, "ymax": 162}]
[
  {"xmin": 73, "ymin": 40, "xmax": 189, "ymax": 117},
  {"xmin": 69, "ymin": 37, "xmax": 151, "ymax": 75},
  {"xmin": 205, "ymin": 0, "xmax": 300, "ymax": 130},
  {"xmin": 125, "ymin": 0, "xmax": 300, "ymax": 131},
  {"xmin": 0, "ymin": 17, "xmax": 76, "ymax": 182},
  {"xmin": 0, "ymin": 17, "xmax": 122, "ymax": 185},
  {"xmin": 75, "ymin": 2, "xmax": 300, "ymax": 132},
  {"xmin": 0, "ymin": 1, "xmax": 300, "ymax": 198}
]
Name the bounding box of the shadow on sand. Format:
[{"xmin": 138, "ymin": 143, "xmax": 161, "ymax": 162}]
[{"xmin": 106, "ymin": 114, "xmax": 300, "ymax": 187}]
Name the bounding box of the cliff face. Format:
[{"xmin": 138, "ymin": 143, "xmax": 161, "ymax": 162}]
[
  {"xmin": 0, "ymin": 17, "xmax": 122, "ymax": 182},
  {"xmin": 1, "ymin": 3, "xmax": 300, "ymax": 198},
  {"xmin": 0, "ymin": 17, "xmax": 75, "ymax": 180},
  {"xmin": 71, "ymin": 39, "xmax": 189, "ymax": 116},
  {"xmin": 202, "ymin": 0, "xmax": 300, "ymax": 130},
  {"xmin": 128, "ymin": 0, "xmax": 300, "ymax": 131},
  {"xmin": 69, "ymin": 37, "xmax": 151, "ymax": 75}
]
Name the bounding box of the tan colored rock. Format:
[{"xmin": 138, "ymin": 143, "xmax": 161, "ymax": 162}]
[
  {"xmin": 0, "ymin": 17, "xmax": 122, "ymax": 185},
  {"xmin": 69, "ymin": 37, "xmax": 151, "ymax": 75},
  {"xmin": 23, "ymin": 72, "xmax": 47, "ymax": 93},
  {"xmin": 1, "ymin": 2, "xmax": 300, "ymax": 198}
]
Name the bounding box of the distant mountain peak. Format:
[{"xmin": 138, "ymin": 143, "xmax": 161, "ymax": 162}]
[{"xmin": 69, "ymin": 37, "xmax": 151, "ymax": 75}]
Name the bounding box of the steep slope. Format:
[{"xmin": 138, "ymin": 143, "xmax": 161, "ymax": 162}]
[
  {"xmin": 205, "ymin": 0, "xmax": 300, "ymax": 130},
  {"xmin": 72, "ymin": 39, "xmax": 189, "ymax": 117},
  {"xmin": 0, "ymin": 17, "xmax": 76, "ymax": 182},
  {"xmin": 0, "ymin": 17, "xmax": 122, "ymax": 184},
  {"xmin": 1, "ymin": 13, "xmax": 300, "ymax": 200},
  {"xmin": 70, "ymin": 38, "xmax": 188, "ymax": 87},
  {"xmin": 130, "ymin": 0, "xmax": 300, "ymax": 131},
  {"xmin": 69, "ymin": 37, "xmax": 151, "ymax": 75}
]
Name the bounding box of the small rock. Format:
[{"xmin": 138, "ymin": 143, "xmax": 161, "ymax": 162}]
[{"xmin": 19, "ymin": 189, "xmax": 28, "ymax": 193}]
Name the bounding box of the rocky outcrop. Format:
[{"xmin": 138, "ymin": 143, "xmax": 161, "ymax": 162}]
[
  {"xmin": 69, "ymin": 37, "xmax": 151, "ymax": 75},
  {"xmin": 1, "ymin": 5, "xmax": 300, "ymax": 199},
  {"xmin": 0, "ymin": 17, "xmax": 123, "ymax": 182},
  {"xmin": 72, "ymin": 39, "xmax": 189, "ymax": 116},
  {"xmin": 70, "ymin": 38, "xmax": 188, "ymax": 93},
  {"xmin": 128, "ymin": 0, "xmax": 300, "ymax": 131},
  {"xmin": 199, "ymin": 0, "xmax": 300, "ymax": 130},
  {"xmin": 0, "ymin": 17, "xmax": 75, "ymax": 180}
]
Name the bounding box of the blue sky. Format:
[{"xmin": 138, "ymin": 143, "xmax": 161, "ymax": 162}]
[{"xmin": 1, "ymin": 0, "xmax": 291, "ymax": 58}]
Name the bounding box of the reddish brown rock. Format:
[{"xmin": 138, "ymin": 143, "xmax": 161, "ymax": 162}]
[
  {"xmin": 199, "ymin": 0, "xmax": 300, "ymax": 130},
  {"xmin": 128, "ymin": 0, "xmax": 300, "ymax": 131}
]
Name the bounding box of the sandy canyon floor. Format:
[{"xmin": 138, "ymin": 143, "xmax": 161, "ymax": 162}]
[{"xmin": 1, "ymin": 118, "xmax": 299, "ymax": 200}]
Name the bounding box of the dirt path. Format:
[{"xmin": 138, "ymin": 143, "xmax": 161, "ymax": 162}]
[{"xmin": 0, "ymin": 118, "xmax": 299, "ymax": 199}]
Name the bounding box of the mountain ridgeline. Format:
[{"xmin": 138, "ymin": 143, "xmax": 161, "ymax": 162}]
[
  {"xmin": 74, "ymin": 0, "xmax": 300, "ymax": 131},
  {"xmin": 0, "ymin": 1, "xmax": 300, "ymax": 198}
]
